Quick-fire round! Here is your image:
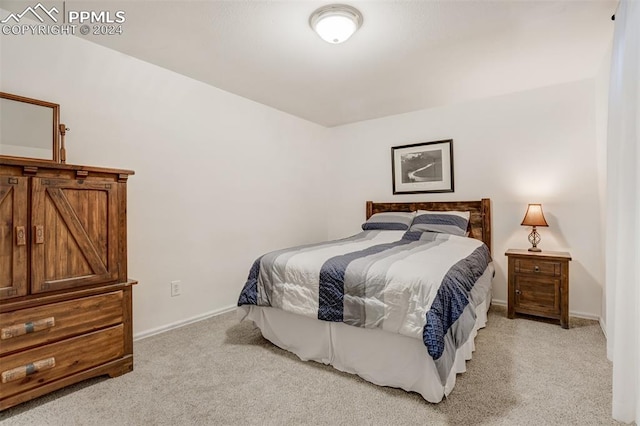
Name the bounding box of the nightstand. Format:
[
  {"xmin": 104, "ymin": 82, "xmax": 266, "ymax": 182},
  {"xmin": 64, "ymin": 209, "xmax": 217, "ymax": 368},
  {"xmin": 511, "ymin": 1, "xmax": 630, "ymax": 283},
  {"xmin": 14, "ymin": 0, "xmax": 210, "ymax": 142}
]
[{"xmin": 505, "ymin": 249, "xmax": 572, "ymax": 329}]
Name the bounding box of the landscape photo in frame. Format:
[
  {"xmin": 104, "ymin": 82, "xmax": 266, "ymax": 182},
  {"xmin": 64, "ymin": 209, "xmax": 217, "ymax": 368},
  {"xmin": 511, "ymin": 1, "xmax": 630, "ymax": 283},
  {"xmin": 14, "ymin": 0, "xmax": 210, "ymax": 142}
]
[{"xmin": 391, "ymin": 139, "xmax": 454, "ymax": 194}]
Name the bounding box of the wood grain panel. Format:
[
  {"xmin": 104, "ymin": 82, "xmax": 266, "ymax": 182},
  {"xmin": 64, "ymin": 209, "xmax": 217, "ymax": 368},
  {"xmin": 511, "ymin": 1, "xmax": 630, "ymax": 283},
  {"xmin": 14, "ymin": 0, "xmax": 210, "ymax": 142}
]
[
  {"xmin": 0, "ymin": 356, "xmax": 132, "ymax": 410},
  {"xmin": 514, "ymin": 258, "xmax": 560, "ymax": 277},
  {"xmin": 0, "ymin": 291, "xmax": 123, "ymax": 355},
  {"xmin": 0, "ymin": 187, "xmax": 14, "ymax": 290},
  {"xmin": 0, "ymin": 325, "xmax": 124, "ymax": 399},
  {"xmin": 31, "ymin": 178, "xmax": 119, "ymax": 294},
  {"xmin": 514, "ymin": 276, "xmax": 561, "ymax": 315},
  {"xmin": 47, "ymin": 187, "xmax": 107, "ymax": 275},
  {"xmin": 64, "ymin": 189, "xmax": 81, "ymax": 277},
  {"xmin": 0, "ymin": 177, "xmax": 28, "ymax": 300},
  {"xmin": 118, "ymin": 182, "xmax": 128, "ymax": 280},
  {"xmin": 89, "ymin": 190, "xmax": 108, "ymax": 267},
  {"xmin": 64, "ymin": 189, "xmax": 109, "ymax": 268}
]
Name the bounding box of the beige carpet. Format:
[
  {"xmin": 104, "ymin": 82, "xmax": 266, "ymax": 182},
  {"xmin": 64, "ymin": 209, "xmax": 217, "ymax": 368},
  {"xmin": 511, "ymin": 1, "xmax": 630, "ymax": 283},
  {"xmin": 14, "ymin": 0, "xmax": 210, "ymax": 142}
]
[{"xmin": 0, "ymin": 305, "xmax": 620, "ymax": 425}]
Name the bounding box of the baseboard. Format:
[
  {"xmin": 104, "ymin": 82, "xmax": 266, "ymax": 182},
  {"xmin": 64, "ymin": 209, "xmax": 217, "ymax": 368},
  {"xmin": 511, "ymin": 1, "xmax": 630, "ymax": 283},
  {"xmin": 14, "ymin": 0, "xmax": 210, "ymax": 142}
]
[
  {"xmin": 599, "ymin": 317, "xmax": 607, "ymax": 339},
  {"xmin": 569, "ymin": 310, "xmax": 600, "ymax": 321},
  {"xmin": 133, "ymin": 305, "xmax": 237, "ymax": 341},
  {"xmin": 490, "ymin": 298, "xmax": 602, "ymax": 322}
]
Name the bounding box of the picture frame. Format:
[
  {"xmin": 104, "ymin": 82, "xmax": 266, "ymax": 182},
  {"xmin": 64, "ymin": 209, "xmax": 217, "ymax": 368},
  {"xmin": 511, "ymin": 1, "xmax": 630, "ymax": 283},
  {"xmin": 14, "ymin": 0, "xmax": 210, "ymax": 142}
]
[{"xmin": 391, "ymin": 139, "xmax": 454, "ymax": 194}]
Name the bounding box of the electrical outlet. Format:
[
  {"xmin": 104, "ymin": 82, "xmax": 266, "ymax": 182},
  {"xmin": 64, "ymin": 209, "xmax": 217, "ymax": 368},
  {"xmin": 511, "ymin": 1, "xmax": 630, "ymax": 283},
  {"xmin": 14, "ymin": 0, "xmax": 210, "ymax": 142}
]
[{"xmin": 170, "ymin": 280, "xmax": 181, "ymax": 297}]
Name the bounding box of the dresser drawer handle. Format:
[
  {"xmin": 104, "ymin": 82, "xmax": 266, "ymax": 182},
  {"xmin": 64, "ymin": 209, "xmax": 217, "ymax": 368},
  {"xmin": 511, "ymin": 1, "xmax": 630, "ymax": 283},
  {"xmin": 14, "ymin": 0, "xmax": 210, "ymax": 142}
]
[
  {"xmin": 15, "ymin": 226, "xmax": 26, "ymax": 246},
  {"xmin": 534, "ymin": 265, "xmax": 540, "ymax": 272},
  {"xmin": 1, "ymin": 357, "xmax": 56, "ymax": 383},
  {"xmin": 34, "ymin": 225, "xmax": 45, "ymax": 244},
  {"xmin": 0, "ymin": 317, "xmax": 56, "ymax": 340},
  {"xmin": 515, "ymin": 289, "xmax": 521, "ymax": 295}
]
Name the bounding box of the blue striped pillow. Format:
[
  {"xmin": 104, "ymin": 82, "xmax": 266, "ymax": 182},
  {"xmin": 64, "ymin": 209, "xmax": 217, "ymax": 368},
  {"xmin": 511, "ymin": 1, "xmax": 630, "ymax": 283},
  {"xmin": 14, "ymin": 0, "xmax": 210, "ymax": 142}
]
[
  {"xmin": 409, "ymin": 210, "xmax": 470, "ymax": 236},
  {"xmin": 362, "ymin": 212, "xmax": 416, "ymax": 231}
]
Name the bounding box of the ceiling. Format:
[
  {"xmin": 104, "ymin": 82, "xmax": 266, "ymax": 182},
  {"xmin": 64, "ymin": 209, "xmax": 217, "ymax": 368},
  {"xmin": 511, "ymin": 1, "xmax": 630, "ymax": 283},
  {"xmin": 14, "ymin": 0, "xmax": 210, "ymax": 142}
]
[{"xmin": 1, "ymin": 0, "xmax": 618, "ymax": 127}]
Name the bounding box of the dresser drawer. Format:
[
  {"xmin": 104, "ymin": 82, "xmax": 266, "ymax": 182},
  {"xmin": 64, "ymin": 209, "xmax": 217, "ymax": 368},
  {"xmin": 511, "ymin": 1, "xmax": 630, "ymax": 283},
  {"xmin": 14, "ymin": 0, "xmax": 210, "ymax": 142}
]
[
  {"xmin": 0, "ymin": 324, "xmax": 124, "ymax": 399},
  {"xmin": 0, "ymin": 291, "xmax": 123, "ymax": 356},
  {"xmin": 514, "ymin": 258, "xmax": 561, "ymax": 276}
]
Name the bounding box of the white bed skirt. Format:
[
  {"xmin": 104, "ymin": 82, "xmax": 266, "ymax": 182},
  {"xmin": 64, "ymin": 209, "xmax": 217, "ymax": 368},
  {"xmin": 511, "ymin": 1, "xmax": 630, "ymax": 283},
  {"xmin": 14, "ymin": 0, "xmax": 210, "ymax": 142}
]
[{"xmin": 239, "ymin": 263, "xmax": 493, "ymax": 403}]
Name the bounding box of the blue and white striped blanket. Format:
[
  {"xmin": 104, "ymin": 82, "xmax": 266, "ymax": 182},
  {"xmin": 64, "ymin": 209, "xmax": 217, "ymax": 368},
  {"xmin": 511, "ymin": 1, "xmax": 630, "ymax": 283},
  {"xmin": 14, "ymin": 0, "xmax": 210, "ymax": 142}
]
[{"xmin": 238, "ymin": 230, "xmax": 492, "ymax": 383}]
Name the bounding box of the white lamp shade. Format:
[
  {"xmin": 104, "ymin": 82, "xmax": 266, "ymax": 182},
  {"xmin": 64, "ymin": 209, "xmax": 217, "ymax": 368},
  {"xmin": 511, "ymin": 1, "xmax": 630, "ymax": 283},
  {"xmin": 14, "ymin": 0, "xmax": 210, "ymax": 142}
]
[{"xmin": 310, "ymin": 4, "xmax": 363, "ymax": 44}]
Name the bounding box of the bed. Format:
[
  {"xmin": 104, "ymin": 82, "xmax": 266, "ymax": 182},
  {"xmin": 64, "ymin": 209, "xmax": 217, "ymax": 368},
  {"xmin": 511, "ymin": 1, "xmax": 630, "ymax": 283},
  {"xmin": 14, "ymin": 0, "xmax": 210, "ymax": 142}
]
[{"xmin": 237, "ymin": 199, "xmax": 493, "ymax": 402}]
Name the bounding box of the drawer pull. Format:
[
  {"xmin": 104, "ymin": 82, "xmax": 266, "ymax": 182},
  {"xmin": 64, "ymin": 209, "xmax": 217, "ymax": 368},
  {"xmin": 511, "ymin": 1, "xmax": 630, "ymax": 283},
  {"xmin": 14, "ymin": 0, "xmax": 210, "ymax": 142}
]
[
  {"xmin": 515, "ymin": 289, "xmax": 521, "ymax": 295},
  {"xmin": 534, "ymin": 265, "xmax": 540, "ymax": 272},
  {"xmin": 16, "ymin": 226, "xmax": 26, "ymax": 246},
  {"xmin": 34, "ymin": 225, "xmax": 45, "ymax": 244},
  {"xmin": 1, "ymin": 317, "xmax": 56, "ymax": 340},
  {"xmin": 1, "ymin": 357, "xmax": 56, "ymax": 383}
]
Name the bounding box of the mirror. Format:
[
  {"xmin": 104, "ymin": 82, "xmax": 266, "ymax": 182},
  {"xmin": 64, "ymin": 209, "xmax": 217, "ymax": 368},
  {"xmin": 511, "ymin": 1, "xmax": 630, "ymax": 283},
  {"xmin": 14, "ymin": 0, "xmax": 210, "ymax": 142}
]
[{"xmin": 0, "ymin": 92, "xmax": 61, "ymax": 162}]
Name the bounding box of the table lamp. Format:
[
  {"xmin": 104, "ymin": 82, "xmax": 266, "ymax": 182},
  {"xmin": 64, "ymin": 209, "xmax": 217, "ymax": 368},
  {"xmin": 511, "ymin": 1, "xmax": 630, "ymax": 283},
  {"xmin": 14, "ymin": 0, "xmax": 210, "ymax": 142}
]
[{"xmin": 521, "ymin": 204, "xmax": 548, "ymax": 252}]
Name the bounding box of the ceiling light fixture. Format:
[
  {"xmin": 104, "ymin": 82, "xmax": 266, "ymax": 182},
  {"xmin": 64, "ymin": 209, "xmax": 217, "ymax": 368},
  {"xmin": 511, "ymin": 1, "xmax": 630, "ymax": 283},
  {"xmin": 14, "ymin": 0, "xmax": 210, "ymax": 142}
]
[{"xmin": 309, "ymin": 4, "xmax": 363, "ymax": 44}]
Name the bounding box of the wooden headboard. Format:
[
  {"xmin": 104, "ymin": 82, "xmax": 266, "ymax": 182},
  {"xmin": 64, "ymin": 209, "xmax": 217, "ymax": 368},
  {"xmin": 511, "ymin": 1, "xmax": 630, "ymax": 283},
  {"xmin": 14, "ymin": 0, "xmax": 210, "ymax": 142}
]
[{"xmin": 366, "ymin": 199, "xmax": 492, "ymax": 254}]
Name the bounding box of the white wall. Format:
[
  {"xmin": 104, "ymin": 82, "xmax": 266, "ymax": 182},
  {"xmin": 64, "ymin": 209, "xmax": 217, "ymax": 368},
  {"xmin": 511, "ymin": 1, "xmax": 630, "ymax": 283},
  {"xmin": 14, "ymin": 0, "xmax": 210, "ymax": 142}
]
[
  {"xmin": 326, "ymin": 80, "xmax": 605, "ymax": 318},
  {"xmin": 595, "ymin": 42, "xmax": 613, "ymax": 331},
  {"xmin": 0, "ymin": 31, "xmax": 329, "ymax": 335},
  {"xmin": 1, "ymin": 22, "xmax": 607, "ymax": 330}
]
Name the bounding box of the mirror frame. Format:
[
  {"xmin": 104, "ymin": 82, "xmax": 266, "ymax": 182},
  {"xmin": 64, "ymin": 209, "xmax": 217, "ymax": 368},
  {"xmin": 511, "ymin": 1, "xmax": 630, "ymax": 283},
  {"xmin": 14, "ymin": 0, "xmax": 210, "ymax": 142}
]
[{"xmin": 0, "ymin": 91, "xmax": 61, "ymax": 163}]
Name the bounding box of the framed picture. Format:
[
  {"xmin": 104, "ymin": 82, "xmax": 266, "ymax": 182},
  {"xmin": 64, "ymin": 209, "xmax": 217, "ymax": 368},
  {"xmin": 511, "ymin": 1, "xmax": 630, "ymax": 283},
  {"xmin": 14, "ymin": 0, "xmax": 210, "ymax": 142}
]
[{"xmin": 391, "ymin": 139, "xmax": 454, "ymax": 194}]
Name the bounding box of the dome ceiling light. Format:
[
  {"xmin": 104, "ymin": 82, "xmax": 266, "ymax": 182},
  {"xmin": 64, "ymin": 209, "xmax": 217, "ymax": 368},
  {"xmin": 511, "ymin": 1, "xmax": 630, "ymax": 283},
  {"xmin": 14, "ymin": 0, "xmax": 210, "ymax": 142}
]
[{"xmin": 309, "ymin": 4, "xmax": 363, "ymax": 44}]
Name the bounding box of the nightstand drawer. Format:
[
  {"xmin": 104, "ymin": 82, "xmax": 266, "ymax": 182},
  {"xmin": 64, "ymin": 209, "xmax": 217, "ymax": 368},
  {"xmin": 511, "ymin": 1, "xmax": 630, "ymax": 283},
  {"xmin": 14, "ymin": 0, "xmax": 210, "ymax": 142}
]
[
  {"xmin": 0, "ymin": 325, "xmax": 124, "ymax": 400},
  {"xmin": 514, "ymin": 258, "xmax": 560, "ymax": 276},
  {"xmin": 514, "ymin": 275, "xmax": 561, "ymax": 316},
  {"xmin": 0, "ymin": 291, "xmax": 124, "ymax": 356}
]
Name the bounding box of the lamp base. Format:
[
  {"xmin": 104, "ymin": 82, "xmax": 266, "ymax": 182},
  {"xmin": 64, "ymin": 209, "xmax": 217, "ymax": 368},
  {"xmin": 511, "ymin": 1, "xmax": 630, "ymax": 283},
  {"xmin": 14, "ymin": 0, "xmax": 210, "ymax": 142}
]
[{"xmin": 527, "ymin": 227, "xmax": 542, "ymax": 253}]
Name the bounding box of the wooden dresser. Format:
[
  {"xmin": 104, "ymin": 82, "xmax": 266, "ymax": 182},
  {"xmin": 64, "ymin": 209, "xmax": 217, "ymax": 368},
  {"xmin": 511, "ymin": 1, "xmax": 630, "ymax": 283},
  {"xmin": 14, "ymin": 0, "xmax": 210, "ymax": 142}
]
[
  {"xmin": 0, "ymin": 158, "xmax": 135, "ymax": 410},
  {"xmin": 506, "ymin": 249, "xmax": 571, "ymax": 329}
]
